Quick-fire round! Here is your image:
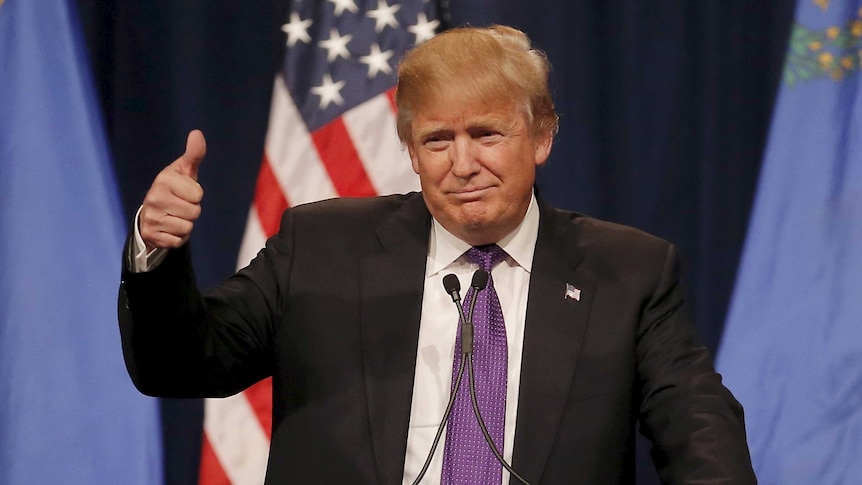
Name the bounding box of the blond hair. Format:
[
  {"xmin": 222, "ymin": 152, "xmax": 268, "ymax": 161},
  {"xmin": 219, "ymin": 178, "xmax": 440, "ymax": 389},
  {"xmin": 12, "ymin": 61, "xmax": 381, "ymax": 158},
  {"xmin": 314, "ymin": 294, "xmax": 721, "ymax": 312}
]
[{"xmin": 395, "ymin": 25, "xmax": 558, "ymax": 144}]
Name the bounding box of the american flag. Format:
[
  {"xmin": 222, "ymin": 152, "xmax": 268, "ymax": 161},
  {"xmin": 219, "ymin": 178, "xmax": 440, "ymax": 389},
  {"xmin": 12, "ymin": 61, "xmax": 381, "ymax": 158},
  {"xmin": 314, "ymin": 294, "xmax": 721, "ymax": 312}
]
[{"xmin": 198, "ymin": 1, "xmax": 441, "ymax": 483}]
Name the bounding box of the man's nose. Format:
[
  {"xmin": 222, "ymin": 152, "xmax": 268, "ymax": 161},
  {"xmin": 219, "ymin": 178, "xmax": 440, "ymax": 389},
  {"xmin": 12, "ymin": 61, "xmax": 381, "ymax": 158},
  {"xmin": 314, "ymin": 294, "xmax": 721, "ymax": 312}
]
[{"xmin": 449, "ymin": 138, "xmax": 480, "ymax": 177}]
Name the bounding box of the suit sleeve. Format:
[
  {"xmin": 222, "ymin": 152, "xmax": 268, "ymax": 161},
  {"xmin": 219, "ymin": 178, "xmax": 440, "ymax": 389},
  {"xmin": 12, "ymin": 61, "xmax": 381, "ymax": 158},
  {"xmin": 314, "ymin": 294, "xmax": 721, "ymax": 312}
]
[
  {"xmin": 635, "ymin": 244, "xmax": 757, "ymax": 484},
  {"xmin": 118, "ymin": 209, "xmax": 295, "ymax": 398}
]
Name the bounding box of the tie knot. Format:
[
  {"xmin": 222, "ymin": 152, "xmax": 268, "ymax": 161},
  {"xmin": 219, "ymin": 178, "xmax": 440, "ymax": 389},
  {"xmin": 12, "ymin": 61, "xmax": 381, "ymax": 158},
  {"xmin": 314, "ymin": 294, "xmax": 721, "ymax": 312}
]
[{"xmin": 465, "ymin": 244, "xmax": 507, "ymax": 272}]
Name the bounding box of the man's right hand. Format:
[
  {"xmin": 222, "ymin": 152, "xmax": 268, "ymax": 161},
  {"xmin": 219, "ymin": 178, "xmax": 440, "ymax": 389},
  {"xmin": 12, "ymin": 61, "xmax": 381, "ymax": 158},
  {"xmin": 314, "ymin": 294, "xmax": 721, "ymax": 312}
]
[{"xmin": 139, "ymin": 130, "xmax": 207, "ymax": 252}]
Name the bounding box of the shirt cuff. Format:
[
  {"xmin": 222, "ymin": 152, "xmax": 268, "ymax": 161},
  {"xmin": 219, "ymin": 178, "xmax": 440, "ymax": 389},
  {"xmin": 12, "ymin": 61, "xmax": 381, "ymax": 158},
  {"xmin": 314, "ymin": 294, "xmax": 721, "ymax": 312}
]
[{"xmin": 130, "ymin": 206, "xmax": 169, "ymax": 273}]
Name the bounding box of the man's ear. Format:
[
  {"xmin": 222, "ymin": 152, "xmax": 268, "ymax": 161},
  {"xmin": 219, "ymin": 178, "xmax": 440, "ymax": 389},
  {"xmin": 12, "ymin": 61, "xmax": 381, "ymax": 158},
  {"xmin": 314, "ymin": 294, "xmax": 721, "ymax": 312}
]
[
  {"xmin": 534, "ymin": 133, "xmax": 553, "ymax": 166},
  {"xmin": 407, "ymin": 144, "xmax": 420, "ymax": 174}
]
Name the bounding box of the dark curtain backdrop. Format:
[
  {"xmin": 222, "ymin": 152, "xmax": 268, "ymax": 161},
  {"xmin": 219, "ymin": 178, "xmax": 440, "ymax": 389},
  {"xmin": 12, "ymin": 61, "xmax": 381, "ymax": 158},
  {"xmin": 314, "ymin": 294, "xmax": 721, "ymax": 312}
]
[{"xmin": 77, "ymin": 1, "xmax": 796, "ymax": 483}]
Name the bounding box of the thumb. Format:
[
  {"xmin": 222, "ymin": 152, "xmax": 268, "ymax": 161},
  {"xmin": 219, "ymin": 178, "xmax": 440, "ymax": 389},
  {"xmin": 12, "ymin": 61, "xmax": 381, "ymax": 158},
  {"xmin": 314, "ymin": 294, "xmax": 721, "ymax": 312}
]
[{"xmin": 178, "ymin": 129, "xmax": 207, "ymax": 180}]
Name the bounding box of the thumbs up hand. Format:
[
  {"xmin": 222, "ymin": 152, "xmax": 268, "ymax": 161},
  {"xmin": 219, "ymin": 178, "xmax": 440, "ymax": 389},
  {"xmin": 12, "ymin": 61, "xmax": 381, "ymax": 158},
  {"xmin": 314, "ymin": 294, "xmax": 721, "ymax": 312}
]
[{"xmin": 139, "ymin": 130, "xmax": 207, "ymax": 251}]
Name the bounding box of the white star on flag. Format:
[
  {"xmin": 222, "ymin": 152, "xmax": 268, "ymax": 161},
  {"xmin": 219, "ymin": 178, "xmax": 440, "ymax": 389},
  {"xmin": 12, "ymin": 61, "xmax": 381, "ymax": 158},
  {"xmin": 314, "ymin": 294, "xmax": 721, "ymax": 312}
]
[
  {"xmin": 565, "ymin": 284, "xmax": 581, "ymax": 301},
  {"xmin": 281, "ymin": 12, "xmax": 312, "ymax": 47},
  {"xmin": 408, "ymin": 12, "xmax": 439, "ymax": 44},
  {"xmin": 318, "ymin": 29, "xmax": 353, "ymax": 62},
  {"xmin": 310, "ymin": 73, "xmax": 346, "ymax": 108},
  {"xmin": 367, "ymin": 0, "xmax": 401, "ymax": 32},
  {"xmin": 327, "ymin": 0, "xmax": 358, "ymax": 16},
  {"xmin": 359, "ymin": 43, "xmax": 394, "ymax": 78}
]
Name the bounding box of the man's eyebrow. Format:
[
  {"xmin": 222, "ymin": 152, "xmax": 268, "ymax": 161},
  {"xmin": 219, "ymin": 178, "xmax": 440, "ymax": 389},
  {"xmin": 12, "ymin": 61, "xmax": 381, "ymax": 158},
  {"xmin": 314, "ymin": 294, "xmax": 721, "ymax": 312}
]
[
  {"xmin": 468, "ymin": 117, "xmax": 520, "ymax": 133},
  {"xmin": 415, "ymin": 126, "xmax": 451, "ymax": 139}
]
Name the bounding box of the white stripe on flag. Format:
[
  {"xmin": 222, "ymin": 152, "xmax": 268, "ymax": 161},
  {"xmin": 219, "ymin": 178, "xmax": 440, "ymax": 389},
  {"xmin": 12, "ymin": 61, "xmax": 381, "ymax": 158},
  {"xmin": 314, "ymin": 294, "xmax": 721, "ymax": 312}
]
[
  {"xmin": 204, "ymin": 394, "xmax": 270, "ymax": 485},
  {"xmin": 236, "ymin": 207, "xmax": 268, "ymax": 270},
  {"xmin": 342, "ymin": 94, "xmax": 420, "ymax": 194},
  {"xmin": 265, "ymin": 75, "xmax": 338, "ymax": 206}
]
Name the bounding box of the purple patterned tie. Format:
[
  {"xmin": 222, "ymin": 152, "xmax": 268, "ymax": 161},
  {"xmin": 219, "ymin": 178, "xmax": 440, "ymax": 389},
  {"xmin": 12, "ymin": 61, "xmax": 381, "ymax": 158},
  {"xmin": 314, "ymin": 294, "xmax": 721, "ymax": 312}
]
[{"xmin": 441, "ymin": 244, "xmax": 508, "ymax": 485}]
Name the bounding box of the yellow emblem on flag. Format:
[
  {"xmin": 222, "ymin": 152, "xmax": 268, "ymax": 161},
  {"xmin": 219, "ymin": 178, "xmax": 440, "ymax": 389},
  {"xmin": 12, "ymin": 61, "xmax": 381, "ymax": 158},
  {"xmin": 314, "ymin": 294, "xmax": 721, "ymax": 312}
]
[{"xmin": 784, "ymin": 5, "xmax": 862, "ymax": 86}]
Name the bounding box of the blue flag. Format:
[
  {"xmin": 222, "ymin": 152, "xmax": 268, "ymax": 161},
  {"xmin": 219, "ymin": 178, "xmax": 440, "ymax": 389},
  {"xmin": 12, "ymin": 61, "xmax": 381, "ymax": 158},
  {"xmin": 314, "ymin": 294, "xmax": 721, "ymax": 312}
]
[
  {"xmin": 0, "ymin": 0, "xmax": 163, "ymax": 484},
  {"xmin": 717, "ymin": 1, "xmax": 862, "ymax": 483}
]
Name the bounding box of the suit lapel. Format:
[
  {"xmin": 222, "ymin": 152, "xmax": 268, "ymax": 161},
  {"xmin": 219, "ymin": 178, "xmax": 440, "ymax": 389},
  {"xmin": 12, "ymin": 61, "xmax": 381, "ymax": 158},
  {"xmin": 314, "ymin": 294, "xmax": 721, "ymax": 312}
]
[
  {"xmin": 511, "ymin": 198, "xmax": 596, "ymax": 483},
  {"xmin": 359, "ymin": 194, "xmax": 431, "ymax": 485}
]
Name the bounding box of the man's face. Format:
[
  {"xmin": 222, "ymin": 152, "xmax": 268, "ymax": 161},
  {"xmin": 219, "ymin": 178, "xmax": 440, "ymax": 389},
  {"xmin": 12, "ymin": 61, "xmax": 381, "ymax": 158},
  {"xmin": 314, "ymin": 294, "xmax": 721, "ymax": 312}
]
[{"xmin": 407, "ymin": 94, "xmax": 552, "ymax": 246}]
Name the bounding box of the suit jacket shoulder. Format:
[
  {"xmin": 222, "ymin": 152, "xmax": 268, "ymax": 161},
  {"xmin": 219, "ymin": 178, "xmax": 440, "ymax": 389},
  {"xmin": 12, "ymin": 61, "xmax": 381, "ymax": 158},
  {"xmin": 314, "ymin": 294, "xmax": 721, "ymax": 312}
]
[{"xmin": 512, "ymin": 198, "xmax": 755, "ymax": 484}]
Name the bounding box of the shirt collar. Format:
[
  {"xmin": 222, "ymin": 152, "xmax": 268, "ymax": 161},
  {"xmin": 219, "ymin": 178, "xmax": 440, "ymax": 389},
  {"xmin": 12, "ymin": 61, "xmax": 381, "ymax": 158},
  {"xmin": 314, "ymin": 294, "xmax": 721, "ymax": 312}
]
[{"xmin": 426, "ymin": 193, "xmax": 540, "ymax": 276}]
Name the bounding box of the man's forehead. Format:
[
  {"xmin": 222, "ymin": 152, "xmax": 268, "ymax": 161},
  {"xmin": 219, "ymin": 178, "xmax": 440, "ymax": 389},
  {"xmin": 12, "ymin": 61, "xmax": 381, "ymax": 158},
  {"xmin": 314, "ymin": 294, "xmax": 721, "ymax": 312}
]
[{"xmin": 412, "ymin": 100, "xmax": 525, "ymax": 130}]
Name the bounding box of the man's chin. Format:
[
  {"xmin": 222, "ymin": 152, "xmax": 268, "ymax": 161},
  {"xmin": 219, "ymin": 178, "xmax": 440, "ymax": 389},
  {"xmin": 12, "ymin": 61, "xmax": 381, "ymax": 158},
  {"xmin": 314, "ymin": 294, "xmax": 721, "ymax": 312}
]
[
  {"xmin": 455, "ymin": 212, "xmax": 505, "ymax": 244},
  {"xmin": 457, "ymin": 203, "xmax": 492, "ymax": 226}
]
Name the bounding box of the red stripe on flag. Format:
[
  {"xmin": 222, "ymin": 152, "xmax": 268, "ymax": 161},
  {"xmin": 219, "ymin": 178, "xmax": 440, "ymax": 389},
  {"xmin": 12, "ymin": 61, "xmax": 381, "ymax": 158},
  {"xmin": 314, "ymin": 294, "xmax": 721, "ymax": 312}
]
[
  {"xmin": 385, "ymin": 87, "xmax": 397, "ymax": 114},
  {"xmin": 244, "ymin": 377, "xmax": 273, "ymax": 440},
  {"xmin": 199, "ymin": 435, "xmax": 232, "ymax": 485},
  {"xmin": 311, "ymin": 118, "xmax": 376, "ymax": 197},
  {"xmin": 254, "ymin": 154, "xmax": 290, "ymax": 238}
]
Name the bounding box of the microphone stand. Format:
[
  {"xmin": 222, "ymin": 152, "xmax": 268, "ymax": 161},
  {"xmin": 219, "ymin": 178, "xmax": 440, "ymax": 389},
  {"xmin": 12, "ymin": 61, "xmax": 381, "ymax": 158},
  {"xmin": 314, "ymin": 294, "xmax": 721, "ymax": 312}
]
[
  {"xmin": 410, "ymin": 274, "xmax": 473, "ymax": 485},
  {"xmin": 412, "ymin": 272, "xmax": 531, "ymax": 485}
]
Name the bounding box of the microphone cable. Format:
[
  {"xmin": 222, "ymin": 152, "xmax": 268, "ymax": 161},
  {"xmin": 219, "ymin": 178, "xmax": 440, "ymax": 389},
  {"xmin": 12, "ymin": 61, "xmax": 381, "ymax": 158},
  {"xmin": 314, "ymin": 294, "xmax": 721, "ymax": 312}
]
[
  {"xmin": 412, "ymin": 271, "xmax": 531, "ymax": 485},
  {"xmin": 464, "ymin": 270, "xmax": 531, "ymax": 485},
  {"xmin": 466, "ymin": 353, "xmax": 531, "ymax": 485},
  {"xmin": 410, "ymin": 273, "xmax": 473, "ymax": 485}
]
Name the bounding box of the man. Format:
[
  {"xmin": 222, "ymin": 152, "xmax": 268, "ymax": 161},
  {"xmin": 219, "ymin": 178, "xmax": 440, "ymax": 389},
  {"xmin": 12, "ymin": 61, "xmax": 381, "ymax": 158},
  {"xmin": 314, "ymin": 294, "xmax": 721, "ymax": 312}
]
[{"xmin": 119, "ymin": 25, "xmax": 756, "ymax": 484}]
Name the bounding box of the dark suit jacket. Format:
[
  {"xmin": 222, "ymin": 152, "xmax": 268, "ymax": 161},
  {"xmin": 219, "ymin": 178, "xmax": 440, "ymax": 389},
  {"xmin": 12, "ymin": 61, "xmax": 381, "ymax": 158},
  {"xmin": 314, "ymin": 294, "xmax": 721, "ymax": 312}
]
[{"xmin": 119, "ymin": 192, "xmax": 755, "ymax": 484}]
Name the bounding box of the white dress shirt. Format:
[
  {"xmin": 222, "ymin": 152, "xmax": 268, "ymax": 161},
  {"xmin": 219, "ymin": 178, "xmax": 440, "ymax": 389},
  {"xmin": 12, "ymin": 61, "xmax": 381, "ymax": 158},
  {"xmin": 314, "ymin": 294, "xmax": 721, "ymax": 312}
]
[{"xmin": 403, "ymin": 195, "xmax": 539, "ymax": 485}]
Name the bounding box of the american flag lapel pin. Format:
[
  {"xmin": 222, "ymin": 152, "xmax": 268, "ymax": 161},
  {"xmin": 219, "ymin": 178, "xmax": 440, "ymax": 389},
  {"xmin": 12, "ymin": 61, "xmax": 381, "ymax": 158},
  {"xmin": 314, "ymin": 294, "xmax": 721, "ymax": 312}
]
[{"xmin": 565, "ymin": 283, "xmax": 581, "ymax": 301}]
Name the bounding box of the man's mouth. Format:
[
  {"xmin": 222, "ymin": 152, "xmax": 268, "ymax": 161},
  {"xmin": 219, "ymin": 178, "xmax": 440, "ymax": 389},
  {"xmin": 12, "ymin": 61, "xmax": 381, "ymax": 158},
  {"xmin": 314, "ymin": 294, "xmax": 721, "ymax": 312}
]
[{"xmin": 451, "ymin": 186, "xmax": 492, "ymax": 201}]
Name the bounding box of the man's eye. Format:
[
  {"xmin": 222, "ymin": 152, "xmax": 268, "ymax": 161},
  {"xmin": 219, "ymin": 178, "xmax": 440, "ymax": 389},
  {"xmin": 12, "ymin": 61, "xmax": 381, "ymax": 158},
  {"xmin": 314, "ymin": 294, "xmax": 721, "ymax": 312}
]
[{"xmin": 425, "ymin": 138, "xmax": 449, "ymax": 150}]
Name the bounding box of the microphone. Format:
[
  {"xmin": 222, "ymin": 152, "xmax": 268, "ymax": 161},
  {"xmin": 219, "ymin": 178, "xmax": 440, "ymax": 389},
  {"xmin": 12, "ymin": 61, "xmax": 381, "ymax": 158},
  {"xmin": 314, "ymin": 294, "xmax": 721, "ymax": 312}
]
[
  {"xmin": 470, "ymin": 269, "xmax": 489, "ymax": 290},
  {"xmin": 442, "ymin": 271, "xmax": 487, "ymax": 355},
  {"xmin": 442, "ymin": 273, "xmax": 461, "ymax": 301}
]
